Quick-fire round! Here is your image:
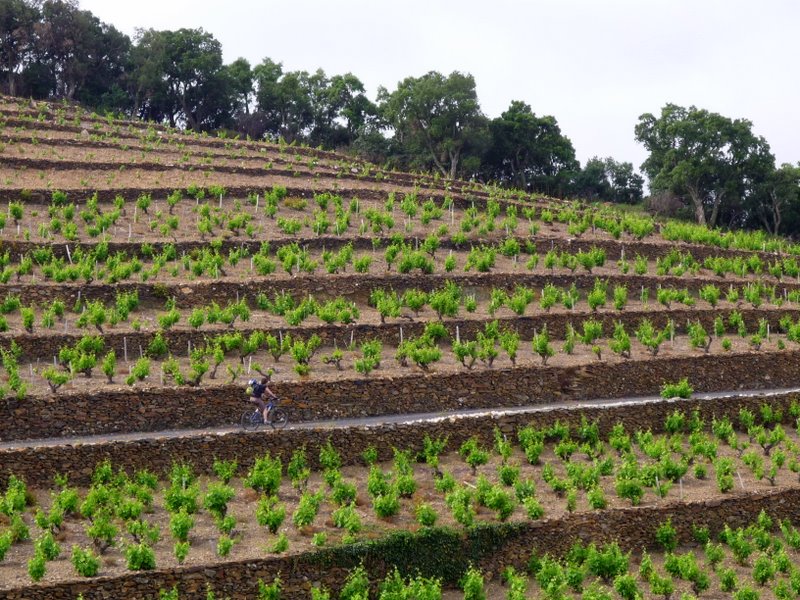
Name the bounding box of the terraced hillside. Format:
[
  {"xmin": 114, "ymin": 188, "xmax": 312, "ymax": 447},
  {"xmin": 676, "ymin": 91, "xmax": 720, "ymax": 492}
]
[{"xmin": 2, "ymin": 95, "xmax": 800, "ymax": 599}]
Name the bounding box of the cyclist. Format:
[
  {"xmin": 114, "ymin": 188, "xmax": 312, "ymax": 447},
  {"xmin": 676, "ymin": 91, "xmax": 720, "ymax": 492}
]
[{"xmin": 248, "ymin": 375, "xmax": 278, "ymax": 424}]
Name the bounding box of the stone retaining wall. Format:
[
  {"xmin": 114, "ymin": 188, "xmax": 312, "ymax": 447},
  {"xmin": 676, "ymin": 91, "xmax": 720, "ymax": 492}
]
[
  {"xmin": 3, "ymin": 387, "xmax": 800, "ymax": 489},
  {"xmin": 2, "ymin": 487, "xmax": 798, "ymax": 600},
  {"xmin": 3, "ymin": 304, "xmax": 795, "ymax": 362},
  {"xmin": 5, "ymin": 269, "xmax": 799, "ymax": 309},
  {"xmin": 1, "ymin": 229, "xmax": 780, "ymax": 266},
  {"xmin": 3, "ymin": 348, "xmax": 799, "ymax": 442}
]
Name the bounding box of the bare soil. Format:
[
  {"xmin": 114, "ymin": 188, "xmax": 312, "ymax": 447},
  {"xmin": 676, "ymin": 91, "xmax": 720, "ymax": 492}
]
[{"xmin": 0, "ymin": 427, "xmax": 795, "ymax": 590}]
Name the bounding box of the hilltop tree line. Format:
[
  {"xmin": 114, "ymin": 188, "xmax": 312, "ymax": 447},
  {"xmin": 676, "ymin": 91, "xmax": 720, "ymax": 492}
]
[{"xmin": 2, "ymin": 0, "xmax": 800, "ymax": 235}]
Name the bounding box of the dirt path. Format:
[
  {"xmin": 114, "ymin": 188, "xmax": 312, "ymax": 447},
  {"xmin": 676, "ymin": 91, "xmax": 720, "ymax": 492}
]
[{"xmin": 3, "ymin": 385, "xmax": 798, "ymax": 451}]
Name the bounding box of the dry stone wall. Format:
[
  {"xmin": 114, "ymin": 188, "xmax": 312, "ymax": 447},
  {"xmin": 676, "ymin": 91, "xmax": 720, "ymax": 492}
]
[
  {"xmin": 1, "ymin": 230, "xmax": 779, "ymax": 265},
  {"xmin": 3, "ymin": 305, "xmax": 796, "ymax": 363},
  {"xmin": 3, "ymin": 487, "xmax": 799, "ymax": 600},
  {"xmin": 3, "ymin": 348, "xmax": 799, "ymax": 442},
  {"xmin": 6, "ymin": 268, "xmax": 800, "ymax": 309}
]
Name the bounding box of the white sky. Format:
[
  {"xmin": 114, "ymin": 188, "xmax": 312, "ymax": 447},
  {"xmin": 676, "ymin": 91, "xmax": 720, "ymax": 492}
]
[{"xmin": 80, "ymin": 0, "xmax": 800, "ymax": 175}]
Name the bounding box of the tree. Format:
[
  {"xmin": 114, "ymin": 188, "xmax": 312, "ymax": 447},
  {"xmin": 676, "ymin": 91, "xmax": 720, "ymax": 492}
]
[
  {"xmin": 132, "ymin": 28, "xmax": 233, "ymax": 130},
  {"xmin": 252, "ymin": 60, "xmax": 376, "ymax": 148},
  {"xmin": 635, "ymin": 103, "xmax": 775, "ymax": 227},
  {"xmin": 313, "ymin": 72, "xmax": 375, "ymax": 147},
  {"xmin": 746, "ymin": 163, "xmax": 800, "ymax": 236},
  {"xmin": 572, "ymin": 157, "xmax": 643, "ymax": 203},
  {"xmin": 484, "ymin": 100, "xmax": 578, "ymax": 194},
  {"xmin": 226, "ymin": 57, "xmax": 253, "ymax": 116},
  {"xmin": 379, "ymin": 71, "xmax": 488, "ymax": 179},
  {"xmin": 572, "ymin": 157, "xmax": 609, "ymax": 200},
  {"xmin": 253, "ymin": 59, "xmax": 312, "ymax": 142},
  {"xmin": 21, "ymin": 0, "xmax": 131, "ymax": 104},
  {"xmin": 0, "ymin": 0, "xmax": 39, "ymax": 96}
]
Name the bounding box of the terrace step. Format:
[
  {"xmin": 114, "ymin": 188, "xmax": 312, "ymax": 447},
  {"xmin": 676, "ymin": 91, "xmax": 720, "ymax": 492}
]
[{"xmin": 2, "ymin": 385, "xmax": 799, "ymax": 488}]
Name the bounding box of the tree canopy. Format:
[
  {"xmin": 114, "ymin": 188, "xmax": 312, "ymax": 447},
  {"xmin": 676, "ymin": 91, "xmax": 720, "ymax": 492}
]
[
  {"xmin": 483, "ymin": 100, "xmax": 578, "ymax": 195},
  {"xmin": 378, "ymin": 71, "xmax": 488, "ymax": 180},
  {"xmin": 572, "ymin": 157, "xmax": 644, "ymax": 205},
  {"xmin": 635, "ymin": 103, "xmax": 775, "ymax": 228}
]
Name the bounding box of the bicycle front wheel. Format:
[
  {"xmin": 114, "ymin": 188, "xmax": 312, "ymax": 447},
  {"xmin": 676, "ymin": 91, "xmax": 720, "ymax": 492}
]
[
  {"xmin": 241, "ymin": 410, "xmax": 261, "ymax": 431},
  {"xmin": 269, "ymin": 408, "xmax": 288, "ymax": 429}
]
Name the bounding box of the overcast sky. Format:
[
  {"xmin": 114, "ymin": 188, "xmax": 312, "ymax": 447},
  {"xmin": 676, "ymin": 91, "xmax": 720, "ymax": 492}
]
[{"xmin": 80, "ymin": 0, "xmax": 800, "ymax": 174}]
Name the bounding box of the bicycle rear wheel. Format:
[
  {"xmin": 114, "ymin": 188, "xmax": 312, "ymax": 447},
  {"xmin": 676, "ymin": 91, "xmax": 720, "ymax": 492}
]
[
  {"xmin": 241, "ymin": 410, "xmax": 261, "ymax": 431},
  {"xmin": 269, "ymin": 408, "xmax": 288, "ymax": 429}
]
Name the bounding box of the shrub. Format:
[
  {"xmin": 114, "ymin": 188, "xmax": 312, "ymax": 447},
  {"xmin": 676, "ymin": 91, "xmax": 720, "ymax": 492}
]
[
  {"xmin": 661, "ymin": 378, "xmax": 693, "ymax": 399},
  {"xmin": 126, "ymin": 357, "xmax": 150, "ymax": 385},
  {"xmin": 459, "ymin": 437, "xmax": 489, "ymax": 473},
  {"xmin": 486, "ymin": 486, "xmax": 515, "ymax": 521},
  {"xmin": 446, "ymin": 487, "xmax": 474, "ymax": 526},
  {"xmin": 615, "ymin": 477, "xmax": 643, "ymax": 506},
  {"xmin": 586, "ymin": 542, "xmax": 629, "ymax": 582},
  {"xmin": 217, "ymin": 535, "xmax": 235, "ymax": 557},
  {"xmin": 0, "ymin": 531, "xmax": 12, "ymax": 561},
  {"xmin": 125, "ymin": 542, "xmax": 156, "ymax": 571},
  {"xmin": 361, "ymin": 445, "xmax": 378, "ymax": 465},
  {"xmin": 147, "ymin": 331, "xmax": 169, "ymax": 358},
  {"xmin": 174, "ymin": 541, "xmax": 189, "ymax": 564},
  {"xmin": 212, "ymin": 458, "xmax": 238, "ymax": 484},
  {"xmin": 434, "ymin": 470, "xmax": 456, "ymax": 494},
  {"xmin": 332, "ymin": 503, "xmax": 361, "ymax": 533},
  {"xmin": 292, "ymin": 490, "xmax": 323, "ymax": 527},
  {"xmin": 71, "ymin": 545, "xmax": 100, "ymax": 577},
  {"xmin": 256, "ymin": 496, "xmax": 286, "ymax": 534},
  {"xmin": 715, "ymin": 457, "xmax": 735, "ymax": 493},
  {"xmin": 753, "ymin": 554, "xmax": 775, "ymax": 585},
  {"xmin": 101, "ymin": 350, "xmax": 116, "ymax": 383},
  {"xmin": 461, "ymin": 566, "xmax": 485, "ymax": 600},
  {"xmin": 614, "ymin": 574, "xmax": 641, "ymax": 600},
  {"xmin": 203, "ymin": 483, "xmax": 235, "ymax": 520},
  {"xmin": 126, "ymin": 519, "xmax": 160, "ymax": 546},
  {"xmin": 373, "ymin": 489, "xmax": 400, "ymax": 518},
  {"xmin": 733, "ymin": 586, "xmax": 760, "ymax": 600},
  {"xmin": 655, "ymin": 517, "xmax": 678, "ymax": 551},
  {"xmin": 245, "ymin": 453, "xmax": 282, "ymax": 495},
  {"xmin": 636, "ymin": 319, "xmax": 667, "ymax": 355},
  {"xmin": 86, "ymin": 513, "xmax": 117, "ymax": 553},
  {"xmin": 287, "ymin": 448, "xmax": 310, "ymax": 490},
  {"xmin": 28, "ymin": 551, "xmax": 46, "ymax": 581},
  {"xmin": 498, "ymin": 462, "xmax": 520, "ymax": 486},
  {"xmin": 587, "ymin": 486, "xmax": 607, "ymax": 509},
  {"xmin": 164, "ymin": 480, "xmax": 199, "ymax": 515},
  {"xmin": 41, "ymin": 366, "xmax": 71, "ymax": 393},
  {"xmin": 169, "ymin": 509, "xmax": 194, "ymax": 542},
  {"xmin": 35, "ymin": 530, "xmax": 61, "ymax": 561},
  {"xmin": 319, "ymin": 440, "xmax": 342, "ymax": 471},
  {"xmin": 415, "ymin": 503, "xmax": 437, "ymax": 527},
  {"xmin": 340, "ymin": 566, "xmax": 369, "ymax": 600},
  {"xmin": 609, "ymin": 321, "xmax": 631, "ymax": 358},
  {"xmin": 532, "ymin": 326, "xmax": 554, "ymax": 365},
  {"xmin": 257, "ymin": 577, "xmax": 283, "ymax": 600},
  {"xmin": 332, "ymin": 479, "xmax": 357, "ymax": 505}
]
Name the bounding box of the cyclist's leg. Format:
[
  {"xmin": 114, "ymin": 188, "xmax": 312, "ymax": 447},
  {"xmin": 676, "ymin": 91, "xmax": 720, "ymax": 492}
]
[
  {"xmin": 264, "ymin": 398, "xmax": 275, "ymax": 422},
  {"xmin": 250, "ymin": 397, "xmax": 267, "ymax": 422}
]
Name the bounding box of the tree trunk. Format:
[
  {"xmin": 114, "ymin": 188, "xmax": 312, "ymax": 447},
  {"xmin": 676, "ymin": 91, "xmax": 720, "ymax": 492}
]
[
  {"xmin": 448, "ymin": 150, "xmax": 459, "ymax": 180},
  {"xmin": 688, "ymin": 188, "xmax": 706, "ymax": 226},
  {"xmin": 708, "ymin": 190, "xmax": 724, "ymax": 228},
  {"xmin": 419, "ymin": 124, "xmax": 448, "ymax": 178},
  {"xmin": 769, "ymin": 190, "xmax": 782, "ymax": 235}
]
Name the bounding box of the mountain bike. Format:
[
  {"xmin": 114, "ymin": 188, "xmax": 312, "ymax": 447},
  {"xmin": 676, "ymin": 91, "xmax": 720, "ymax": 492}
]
[{"xmin": 240, "ymin": 397, "xmax": 288, "ymax": 431}]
